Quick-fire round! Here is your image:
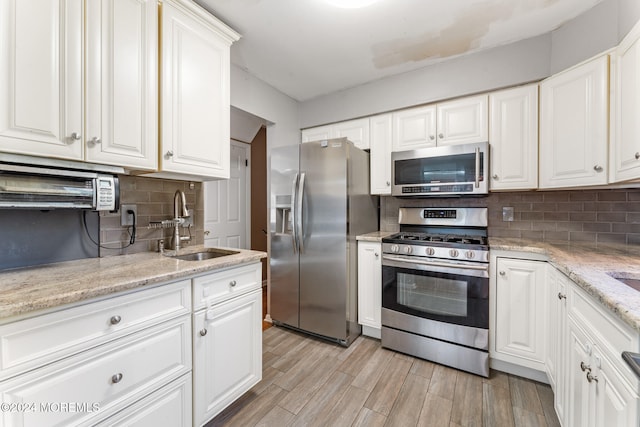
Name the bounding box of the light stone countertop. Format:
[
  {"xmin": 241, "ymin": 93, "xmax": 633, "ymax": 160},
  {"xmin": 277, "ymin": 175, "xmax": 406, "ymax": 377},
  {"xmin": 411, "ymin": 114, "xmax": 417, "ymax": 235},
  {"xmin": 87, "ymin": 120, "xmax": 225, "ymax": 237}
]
[
  {"xmin": 356, "ymin": 231, "xmax": 396, "ymax": 242},
  {"xmin": 490, "ymin": 238, "xmax": 640, "ymax": 333},
  {"xmin": 0, "ymin": 246, "xmax": 266, "ymax": 321}
]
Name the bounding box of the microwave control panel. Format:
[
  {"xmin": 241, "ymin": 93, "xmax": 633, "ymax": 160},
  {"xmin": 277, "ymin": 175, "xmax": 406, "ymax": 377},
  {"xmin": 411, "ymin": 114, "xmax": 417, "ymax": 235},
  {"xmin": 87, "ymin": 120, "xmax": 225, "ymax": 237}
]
[
  {"xmin": 95, "ymin": 176, "xmax": 117, "ymax": 211},
  {"xmin": 401, "ymin": 184, "xmax": 473, "ymax": 194}
]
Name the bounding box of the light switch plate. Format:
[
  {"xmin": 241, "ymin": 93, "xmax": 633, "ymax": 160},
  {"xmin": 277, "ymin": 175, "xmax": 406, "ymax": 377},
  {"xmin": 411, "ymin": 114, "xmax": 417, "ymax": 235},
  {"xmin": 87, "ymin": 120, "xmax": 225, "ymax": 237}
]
[{"xmin": 502, "ymin": 207, "xmax": 514, "ymax": 222}]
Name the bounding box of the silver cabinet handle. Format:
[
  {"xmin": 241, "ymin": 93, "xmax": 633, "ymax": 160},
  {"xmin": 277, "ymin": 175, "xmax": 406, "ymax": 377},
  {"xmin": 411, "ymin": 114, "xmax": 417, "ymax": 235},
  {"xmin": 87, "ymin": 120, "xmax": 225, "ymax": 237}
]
[
  {"xmin": 438, "ymin": 133, "xmax": 444, "ymax": 139},
  {"xmin": 429, "ymin": 135, "xmax": 435, "ymax": 140},
  {"xmin": 110, "ymin": 315, "xmax": 121, "ymax": 325},
  {"xmin": 557, "ymin": 293, "xmax": 566, "ymax": 300},
  {"xmin": 89, "ymin": 137, "xmax": 101, "ymax": 144},
  {"xmin": 580, "ymin": 361, "xmax": 591, "ymax": 372},
  {"xmin": 492, "ymin": 174, "xmax": 499, "ymax": 180},
  {"xmin": 230, "ymin": 280, "xmax": 237, "ymax": 287},
  {"xmin": 199, "ymin": 328, "xmax": 208, "ymax": 336},
  {"xmin": 70, "ymin": 132, "xmax": 81, "ymax": 141},
  {"xmin": 166, "ymin": 150, "xmax": 174, "ymax": 157},
  {"xmin": 593, "ymin": 165, "xmax": 603, "ymax": 172},
  {"xmin": 586, "ymin": 372, "xmax": 598, "ymax": 383},
  {"xmin": 111, "ymin": 373, "xmax": 123, "ymax": 384},
  {"xmin": 636, "ymin": 152, "xmax": 640, "ymax": 160}
]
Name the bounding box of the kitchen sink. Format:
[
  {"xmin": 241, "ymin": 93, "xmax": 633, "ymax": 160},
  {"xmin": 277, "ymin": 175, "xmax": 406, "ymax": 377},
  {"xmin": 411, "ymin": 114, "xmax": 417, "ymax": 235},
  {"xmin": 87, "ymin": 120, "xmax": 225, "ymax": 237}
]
[
  {"xmin": 169, "ymin": 249, "xmax": 239, "ymax": 261},
  {"xmin": 607, "ymin": 273, "xmax": 640, "ymax": 292}
]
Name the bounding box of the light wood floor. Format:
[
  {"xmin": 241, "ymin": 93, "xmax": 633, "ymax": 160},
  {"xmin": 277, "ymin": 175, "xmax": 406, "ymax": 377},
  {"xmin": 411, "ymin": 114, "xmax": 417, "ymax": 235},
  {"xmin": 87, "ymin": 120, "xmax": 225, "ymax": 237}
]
[{"xmin": 207, "ymin": 326, "xmax": 561, "ymax": 427}]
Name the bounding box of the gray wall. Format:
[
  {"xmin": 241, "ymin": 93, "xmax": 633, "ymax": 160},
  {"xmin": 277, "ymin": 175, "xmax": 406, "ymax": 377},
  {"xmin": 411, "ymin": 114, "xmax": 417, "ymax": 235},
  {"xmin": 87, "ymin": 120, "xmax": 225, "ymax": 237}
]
[{"xmin": 299, "ymin": 0, "xmax": 640, "ymax": 129}]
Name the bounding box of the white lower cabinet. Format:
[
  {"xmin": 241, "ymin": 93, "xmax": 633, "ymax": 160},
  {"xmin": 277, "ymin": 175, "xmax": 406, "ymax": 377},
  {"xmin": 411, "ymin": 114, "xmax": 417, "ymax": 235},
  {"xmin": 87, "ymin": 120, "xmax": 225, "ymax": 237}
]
[
  {"xmin": 492, "ymin": 257, "xmax": 547, "ymax": 371},
  {"xmin": 545, "ymin": 267, "xmax": 568, "ymax": 423},
  {"xmin": 193, "ymin": 288, "xmax": 262, "ymax": 426},
  {"xmin": 357, "ymin": 241, "xmax": 382, "ymax": 338}
]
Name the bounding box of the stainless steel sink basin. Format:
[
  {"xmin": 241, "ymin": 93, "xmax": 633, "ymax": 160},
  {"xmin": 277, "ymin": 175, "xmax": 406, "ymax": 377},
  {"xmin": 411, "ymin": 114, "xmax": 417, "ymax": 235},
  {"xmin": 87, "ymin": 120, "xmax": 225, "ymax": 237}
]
[
  {"xmin": 170, "ymin": 249, "xmax": 239, "ymax": 261},
  {"xmin": 608, "ymin": 274, "xmax": 640, "ymax": 292}
]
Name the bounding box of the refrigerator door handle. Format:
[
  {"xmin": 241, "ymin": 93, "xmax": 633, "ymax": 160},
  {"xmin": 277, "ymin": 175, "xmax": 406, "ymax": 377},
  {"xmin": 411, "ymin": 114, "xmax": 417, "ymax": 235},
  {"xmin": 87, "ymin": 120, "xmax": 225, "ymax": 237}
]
[
  {"xmin": 297, "ymin": 172, "xmax": 306, "ymax": 254},
  {"xmin": 291, "ymin": 173, "xmax": 299, "ymax": 253}
]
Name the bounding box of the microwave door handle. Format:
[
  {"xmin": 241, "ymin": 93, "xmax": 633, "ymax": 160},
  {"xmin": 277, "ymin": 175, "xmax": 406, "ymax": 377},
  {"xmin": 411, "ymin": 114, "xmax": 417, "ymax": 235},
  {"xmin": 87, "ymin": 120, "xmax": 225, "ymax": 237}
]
[
  {"xmin": 297, "ymin": 172, "xmax": 306, "ymax": 254},
  {"xmin": 474, "ymin": 146, "xmax": 480, "ymax": 188}
]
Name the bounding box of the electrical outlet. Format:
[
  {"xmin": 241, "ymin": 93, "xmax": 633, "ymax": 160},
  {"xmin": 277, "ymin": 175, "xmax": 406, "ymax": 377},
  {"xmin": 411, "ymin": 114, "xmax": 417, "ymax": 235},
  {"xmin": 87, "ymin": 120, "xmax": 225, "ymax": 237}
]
[
  {"xmin": 121, "ymin": 204, "xmax": 137, "ymax": 226},
  {"xmin": 502, "ymin": 206, "xmax": 514, "ymax": 222}
]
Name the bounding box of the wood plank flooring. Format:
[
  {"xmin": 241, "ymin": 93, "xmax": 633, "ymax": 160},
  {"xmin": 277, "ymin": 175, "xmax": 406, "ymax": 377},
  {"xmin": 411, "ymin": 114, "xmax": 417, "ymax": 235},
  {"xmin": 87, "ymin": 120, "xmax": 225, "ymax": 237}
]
[{"xmin": 207, "ymin": 326, "xmax": 561, "ymax": 427}]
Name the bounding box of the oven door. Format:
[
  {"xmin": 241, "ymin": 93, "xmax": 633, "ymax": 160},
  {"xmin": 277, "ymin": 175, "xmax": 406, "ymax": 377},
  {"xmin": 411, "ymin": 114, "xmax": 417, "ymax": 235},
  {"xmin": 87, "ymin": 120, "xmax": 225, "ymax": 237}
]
[{"xmin": 382, "ymin": 254, "xmax": 489, "ymax": 329}]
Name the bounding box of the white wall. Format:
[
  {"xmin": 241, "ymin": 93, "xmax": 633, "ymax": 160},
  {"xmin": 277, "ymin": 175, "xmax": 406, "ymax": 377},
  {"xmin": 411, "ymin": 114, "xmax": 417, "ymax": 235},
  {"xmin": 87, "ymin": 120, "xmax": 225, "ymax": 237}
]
[{"xmin": 230, "ymin": 64, "xmax": 300, "ymax": 149}]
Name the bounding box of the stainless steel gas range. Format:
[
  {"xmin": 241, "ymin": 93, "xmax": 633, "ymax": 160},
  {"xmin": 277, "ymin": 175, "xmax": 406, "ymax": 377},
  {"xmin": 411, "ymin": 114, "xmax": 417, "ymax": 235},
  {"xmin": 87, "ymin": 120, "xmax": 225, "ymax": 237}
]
[{"xmin": 381, "ymin": 207, "xmax": 490, "ymax": 377}]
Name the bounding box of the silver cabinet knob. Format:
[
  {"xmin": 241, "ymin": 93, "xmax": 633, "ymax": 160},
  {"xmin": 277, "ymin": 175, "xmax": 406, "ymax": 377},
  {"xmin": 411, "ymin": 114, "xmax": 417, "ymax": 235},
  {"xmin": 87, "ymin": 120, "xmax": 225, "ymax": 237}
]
[
  {"xmin": 111, "ymin": 373, "xmax": 123, "ymax": 384},
  {"xmin": 438, "ymin": 133, "xmax": 444, "ymax": 139},
  {"xmin": 199, "ymin": 328, "xmax": 208, "ymax": 336},
  {"xmin": 557, "ymin": 293, "xmax": 566, "ymax": 300},
  {"xmin": 429, "ymin": 135, "xmax": 435, "ymax": 140},
  {"xmin": 110, "ymin": 315, "xmax": 122, "ymax": 325},
  {"xmin": 70, "ymin": 132, "xmax": 81, "ymax": 141},
  {"xmin": 593, "ymin": 165, "xmax": 603, "ymax": 172},
  {"xmin": 374, "ymin": 252, "xmax": 379, "ymax": 257},
  {"xmin": 204, "ymin": 230, "xmax": 210, "ymax": 236},
  {"xmin": 386, "ymin": 181, "xmax": 390, "ymax": 186},
  {"xmin": 492, "ymin": 174, "xmax": 499, "ymax": 180},
  {"xmin": 89, "ymin": 137, "xmax": 101, "ymax": 144},
  {"xmin": 635, "ymin": 152, "xmax": 640, "ymax": 160},
  {"xmin": 499, "ymin": 271, "xmax": 506, "ymax": 276},
  {"xmin": 586, "ymin": 372, "xmax": 598, "ymax": 383},
  {"xmin": 230, "ymin": 280, "xmax": 237, "ymax": 287},
  {"xmin": 165, "ymin": 150, "xmax": 174, "ymax": 157}
]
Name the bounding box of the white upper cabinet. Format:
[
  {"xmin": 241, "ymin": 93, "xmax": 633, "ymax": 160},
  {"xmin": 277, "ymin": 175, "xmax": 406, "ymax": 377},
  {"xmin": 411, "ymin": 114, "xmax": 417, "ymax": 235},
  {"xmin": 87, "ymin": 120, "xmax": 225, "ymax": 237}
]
[
  {"xmin": 489, "ymin": 84, "xmax": 539, "ymax": 191},
  {"xmin": 0, "ymin": 0, "xmax": 83, "ymax": 161},
  {"xmin": 159, "ymin": 0, "xmax": 239, "ymax": 180},
  {"xmin": 539, "ymin": 54, "xmax": 609, "ymax": 188},
  {"xmin": 392, "ymin": 95, "xmax": 488, "ymax": 152},
  {"xmin": 85, "ymin": 0, "xmax": 158, "ymax": 170},
  {"xmin": 369, "ymin": 113, "xmax": 393, "ymax": 195},
  {"xmin": 301, "ymin": 118, "xmax": 370, "ymax": 150},
  {"xmin": 436, "ymin": 95, "xmax": 488, "ymax": 146},
  {"xmin": 611, "ymin": 21, "xmax": 640, "ymax": 183},
  {"xmin": 392, "ymin": 105, "xmax": 437, "ymax": 151}
]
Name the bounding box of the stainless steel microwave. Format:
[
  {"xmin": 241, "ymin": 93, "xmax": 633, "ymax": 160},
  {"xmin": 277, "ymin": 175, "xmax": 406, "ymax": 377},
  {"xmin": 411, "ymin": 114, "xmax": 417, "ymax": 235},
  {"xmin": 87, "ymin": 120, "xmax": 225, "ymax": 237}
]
[{"xmin": 391, "ymin": 141, "xmax": 488, "ymax": 197}]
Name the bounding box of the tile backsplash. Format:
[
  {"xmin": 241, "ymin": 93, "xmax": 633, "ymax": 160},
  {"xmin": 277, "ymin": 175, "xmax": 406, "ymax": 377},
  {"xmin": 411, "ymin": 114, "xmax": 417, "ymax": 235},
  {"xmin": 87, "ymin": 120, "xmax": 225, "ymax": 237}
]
[
  {"xmin": 99, "ymin": 175, "xmax": 204, "ymax": 256},
  {"xmin": 380, "ymin": 188, "xmax": 640, "ymax": 245}
]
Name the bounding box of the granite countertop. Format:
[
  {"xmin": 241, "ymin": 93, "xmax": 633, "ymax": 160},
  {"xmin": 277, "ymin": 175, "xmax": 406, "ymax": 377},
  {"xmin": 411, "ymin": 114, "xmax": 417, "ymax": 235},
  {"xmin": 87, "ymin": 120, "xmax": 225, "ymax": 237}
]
[
  {"xmin": 0, "ymin": 246, "xmax": 266, "ymax": 321},
  {"xmin": 490, "ymin": 238, "xmax": 640, "ymax": 333},
  {"xmin": 356, "ymin": 231, "xmax": 396, "ymax": 242}
]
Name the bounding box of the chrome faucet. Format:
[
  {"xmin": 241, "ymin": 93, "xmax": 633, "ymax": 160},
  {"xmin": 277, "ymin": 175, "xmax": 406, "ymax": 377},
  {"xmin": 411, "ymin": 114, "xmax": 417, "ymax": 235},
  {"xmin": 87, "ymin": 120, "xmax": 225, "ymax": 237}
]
[{"xmin": 173, "ymin": 190, "xmax": 191, "ymax": 251}]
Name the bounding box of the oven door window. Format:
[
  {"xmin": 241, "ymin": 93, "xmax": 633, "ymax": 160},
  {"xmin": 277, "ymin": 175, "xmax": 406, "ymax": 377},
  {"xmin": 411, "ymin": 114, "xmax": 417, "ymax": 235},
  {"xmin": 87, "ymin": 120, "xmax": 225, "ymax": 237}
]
[
  {"xmin": 382, "ymin": 265, "xmax": 488, "ymax": 329},
  {"xmin": 394, "ymin": 152, "xmax": 484, "ymax": 185}
]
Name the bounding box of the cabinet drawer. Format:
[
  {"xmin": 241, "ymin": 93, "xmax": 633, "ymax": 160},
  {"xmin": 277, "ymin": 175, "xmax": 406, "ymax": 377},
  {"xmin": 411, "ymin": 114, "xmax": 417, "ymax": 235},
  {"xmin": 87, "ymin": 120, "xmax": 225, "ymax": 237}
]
[
  {"xmin": 96, "ymin": 373, "xmax": 192, "ymax": 427},
  {"xmin": 193, "ymin": 263, "xmax": 261, "ymax": 310},
  {"xmin": 0, "ymin": 280, "xmax": 191, "ymax": 380},
  {"xmin": 0, "ymin": 315, "xmax": 191, "ymax": 427}
]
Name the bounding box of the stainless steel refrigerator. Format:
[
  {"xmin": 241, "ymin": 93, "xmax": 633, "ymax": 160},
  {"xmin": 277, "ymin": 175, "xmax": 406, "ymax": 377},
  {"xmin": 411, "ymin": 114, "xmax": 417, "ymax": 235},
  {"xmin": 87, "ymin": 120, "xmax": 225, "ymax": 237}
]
[{"xmin": 270, "ymin": 138, "xmax": 378, "ymax": 346}]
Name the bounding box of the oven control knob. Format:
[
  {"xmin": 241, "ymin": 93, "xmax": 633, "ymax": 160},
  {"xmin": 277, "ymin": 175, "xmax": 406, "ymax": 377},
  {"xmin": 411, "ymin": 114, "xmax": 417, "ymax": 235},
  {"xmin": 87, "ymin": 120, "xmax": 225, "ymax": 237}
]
[
  {"xmin": 466, "ymin": 250, "xmax": 475, "ymax": 259},
  {"xmin": 449, "ymin": 249, "xmax": 459, "ymax": 257},
  {"xmin": 391, "ymin": 244, "xmax": 399, "ymax": 253},
  {"xmin": 403, "ymin": 246, "xmax": 413, "ymax": 254},
  {"xmin": 425, "ymin": 247, "xmax": 435, "ymax": 256}
]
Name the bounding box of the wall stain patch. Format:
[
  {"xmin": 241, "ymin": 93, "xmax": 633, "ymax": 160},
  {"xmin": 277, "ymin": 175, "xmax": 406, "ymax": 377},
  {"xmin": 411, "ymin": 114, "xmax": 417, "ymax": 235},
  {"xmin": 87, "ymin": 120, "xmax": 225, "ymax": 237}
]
[{"xmin": 371, "ymin": 0, "xmax": 559, "ymax": 69}]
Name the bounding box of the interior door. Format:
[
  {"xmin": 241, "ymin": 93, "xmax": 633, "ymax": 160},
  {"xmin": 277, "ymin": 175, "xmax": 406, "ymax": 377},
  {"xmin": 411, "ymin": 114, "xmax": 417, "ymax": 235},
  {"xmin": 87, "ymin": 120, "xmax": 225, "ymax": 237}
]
[{"xmin": 204, "ymin": 141, "xmax": 249, "ymax": 249}]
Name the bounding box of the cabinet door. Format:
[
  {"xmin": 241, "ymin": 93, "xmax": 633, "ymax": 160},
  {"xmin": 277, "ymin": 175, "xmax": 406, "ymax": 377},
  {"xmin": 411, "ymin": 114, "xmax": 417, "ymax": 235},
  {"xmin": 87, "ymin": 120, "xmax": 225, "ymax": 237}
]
[
  {"xmin": 611, "ymin": 22, "xmax": 640, "ymax": 183},
  {"xmin": 540, "ymin": 55, "xmax": 609, "ymax": 188},
  {"xmin": 369, "ymin": 114, "xmax": 392, "ymax": 195},
  {"xmin": 0, "ymin": 0, "xmax": 83, "ymax": 160},
  {"xmin": 437, "ymin": 95, "xmax": 488, "ymax": 146},
  {"xmin": 392, "ymin": 105, "xmax": 436, "ymax": 151},
  {"xmin": 301, "ymin": 125, "xmax": 332, "ymax": 143},
  {"xmin": 333, "ymin": 118, "xmax": 370, "ymax": 150},
  {"xmin": 161, "ymin": 0, "xmax": 232, "ymax": 178},
  {"xmin": 85, "ymin": 0, "xmax": 158, "ymax": 170},
  {"xmin": 494, "ymin": 258, "xmax": 546, "ymax": 369},
  {"xmin": 193, "ymin": 289, "xmax": 262, "ymax": 425},
  {"xmin": 357, "ymin": 241, "xmax": 382, "ymax": 334},
  {"xmin": 546, "ymin": 270, "xmax": 568, "ymax": 424},
  {"xmin": 566, "ymin": 321, "xmax": 596, "ymax": 427},
  {"xmin": 593, "ymin": 349, "xmax": 640, "ymax": 427},
  {"xmin": 489, "ymin": 85, "xmax": 538, "ymax": 190}
]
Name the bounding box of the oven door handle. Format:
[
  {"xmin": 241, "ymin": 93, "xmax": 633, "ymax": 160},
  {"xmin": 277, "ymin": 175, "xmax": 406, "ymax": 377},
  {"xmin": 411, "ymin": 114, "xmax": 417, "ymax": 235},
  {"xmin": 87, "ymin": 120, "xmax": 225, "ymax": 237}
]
[{"xmin": 382, "ymin": 254, "xmax": 489, "ymax": 277}]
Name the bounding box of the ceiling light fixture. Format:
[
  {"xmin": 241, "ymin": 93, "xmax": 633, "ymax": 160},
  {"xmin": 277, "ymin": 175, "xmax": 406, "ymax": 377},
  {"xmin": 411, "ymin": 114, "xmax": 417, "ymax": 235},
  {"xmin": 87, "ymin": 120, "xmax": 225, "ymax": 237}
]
[{"xmin": 323, "ymin": 0, "xmax": 381, "ymax": 9}]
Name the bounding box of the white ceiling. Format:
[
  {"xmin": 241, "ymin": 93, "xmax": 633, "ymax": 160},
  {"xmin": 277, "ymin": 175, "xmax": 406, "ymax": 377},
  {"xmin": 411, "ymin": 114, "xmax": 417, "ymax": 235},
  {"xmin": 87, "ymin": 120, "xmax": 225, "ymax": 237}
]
[{"xmin": 197, "ymin": 0, "xmax": 603, "ymax": 102}]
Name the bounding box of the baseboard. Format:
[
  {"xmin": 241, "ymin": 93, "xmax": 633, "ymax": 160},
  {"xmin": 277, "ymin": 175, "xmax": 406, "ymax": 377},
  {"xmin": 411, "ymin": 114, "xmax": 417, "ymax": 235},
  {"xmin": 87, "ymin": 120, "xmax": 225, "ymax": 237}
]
[{"xmin": 490, "ymin": 358, "xmax": 550, "ymax": 384}]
